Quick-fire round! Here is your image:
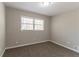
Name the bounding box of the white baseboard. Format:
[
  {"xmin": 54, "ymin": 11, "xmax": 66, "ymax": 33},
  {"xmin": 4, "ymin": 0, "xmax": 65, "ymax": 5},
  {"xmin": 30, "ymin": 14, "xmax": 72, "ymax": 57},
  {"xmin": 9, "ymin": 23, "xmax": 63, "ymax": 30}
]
[
  {"xmin": 6, "ymin": 40, "xmax": 49, "ymax": 49},
  {"xmin": 50, "ymin": 40, "xmax": 79, "ymax": 53},
  {"xmin": 5, "ymin": 40, "xmax": 79, "ymax": 54},
  {"xmin": 0, "ymin": 48, "xmax": 5, "ymax": 57}
]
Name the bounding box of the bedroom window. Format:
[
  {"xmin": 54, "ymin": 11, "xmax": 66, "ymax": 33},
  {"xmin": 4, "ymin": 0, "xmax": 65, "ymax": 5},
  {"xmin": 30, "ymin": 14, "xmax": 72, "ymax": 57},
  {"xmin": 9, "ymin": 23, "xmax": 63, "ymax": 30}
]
[
  {"xmin": 21, "ymin": 17, "xmax": 33, "ymax": 30},
  {"xmin": 34, "ymin": 19, "xmax": 44, "ymax": 30},
  {"xmin": 21, "ymin": 16, "xmax": 44, "ymax": 31}
]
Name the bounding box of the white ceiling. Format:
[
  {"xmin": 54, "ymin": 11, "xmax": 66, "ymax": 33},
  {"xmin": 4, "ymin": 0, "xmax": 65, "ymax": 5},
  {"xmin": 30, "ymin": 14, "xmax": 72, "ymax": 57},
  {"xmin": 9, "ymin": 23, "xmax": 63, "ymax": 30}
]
[{"xmin": 4, "ymin": 2, "xmax": 79, "ymax": 16}]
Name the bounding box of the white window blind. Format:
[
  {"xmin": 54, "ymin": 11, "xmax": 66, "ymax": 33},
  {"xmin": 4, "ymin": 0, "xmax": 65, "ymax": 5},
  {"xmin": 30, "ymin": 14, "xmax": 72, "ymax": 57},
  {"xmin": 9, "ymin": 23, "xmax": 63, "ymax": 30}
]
[
  {"xmin": 34, "ymin": 19, "xmax": 44, "ymax": 30},
  {"xmin": 21, "ymin": 16, "xmax": 44, "ymax": 31},
  {"xmin": 21, "ymin": 17, "xmax": 33, "ymax": 30}
]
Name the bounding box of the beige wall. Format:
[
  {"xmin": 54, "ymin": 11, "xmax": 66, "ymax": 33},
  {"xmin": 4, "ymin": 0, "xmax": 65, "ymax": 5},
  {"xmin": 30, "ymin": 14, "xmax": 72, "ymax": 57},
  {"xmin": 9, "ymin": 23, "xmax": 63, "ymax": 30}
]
[
  {"xmin": 0, "ymin": 3, "xmax": 5, "ymax": 56},
  {"xmin": 51, "ymin": 9, "xmax": 79, "ymax": 52},
  {"xmin": 6, "ymin": 7, "xmax": 51, "ymax": 49}
]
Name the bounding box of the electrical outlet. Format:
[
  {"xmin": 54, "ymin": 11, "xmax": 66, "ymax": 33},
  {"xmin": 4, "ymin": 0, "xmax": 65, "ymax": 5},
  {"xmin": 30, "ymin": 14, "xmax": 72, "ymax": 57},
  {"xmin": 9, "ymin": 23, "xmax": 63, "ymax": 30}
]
[
  {"xmin": 74, "ymin": 46, "xmax": 79, "ymax": 50},
  {"xmin": 16, "ymin": 42, "xmax": 19, "ymax": 44},
  {"xmin": 67, "ymin": 42, "xmax": 71, "ymax": 44}
]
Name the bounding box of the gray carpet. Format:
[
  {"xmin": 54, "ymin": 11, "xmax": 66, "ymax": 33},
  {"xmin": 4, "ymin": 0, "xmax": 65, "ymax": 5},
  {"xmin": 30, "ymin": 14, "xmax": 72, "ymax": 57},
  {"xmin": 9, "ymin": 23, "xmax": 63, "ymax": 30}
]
[{"xmin": 3, "ymin": 41, "xmax": 79, "ymax": 57}]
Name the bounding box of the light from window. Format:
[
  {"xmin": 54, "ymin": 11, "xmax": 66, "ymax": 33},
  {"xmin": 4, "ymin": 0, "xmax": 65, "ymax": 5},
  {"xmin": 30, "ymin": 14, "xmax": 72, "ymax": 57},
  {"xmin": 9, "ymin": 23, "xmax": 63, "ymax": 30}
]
[
  {"xmin": 21, "ymin": 17, "xmax": 33, "ymax": 30},
  {"xmin": 34, "ymin": 19, "xmax": 44, "ymax": 30},
  {"xmin": 21, "ymin": 16, "xmax": 44, "ymax": 31}
]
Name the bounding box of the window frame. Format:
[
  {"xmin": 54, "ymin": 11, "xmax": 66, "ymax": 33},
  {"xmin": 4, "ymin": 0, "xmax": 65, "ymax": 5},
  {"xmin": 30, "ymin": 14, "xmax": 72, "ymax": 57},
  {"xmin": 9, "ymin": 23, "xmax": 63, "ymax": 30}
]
[
  {"xmin": 21, "ymin": 16, "xmax": 33, "ymax": 30},
  {"xmin": 34, "ymin": 19, "xmax": 44, "ymax": 30},
  {"xmin": 21, "ymin": 16, "xmax": 44, "ymax": 31}
]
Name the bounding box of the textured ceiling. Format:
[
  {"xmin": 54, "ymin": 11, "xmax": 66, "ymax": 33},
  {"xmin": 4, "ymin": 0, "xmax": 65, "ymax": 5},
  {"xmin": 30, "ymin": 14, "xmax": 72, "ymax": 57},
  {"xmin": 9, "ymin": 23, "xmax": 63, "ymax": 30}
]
[{"xmin": 4, "ymin": 2, "xmax": 79, "ymax": 16}]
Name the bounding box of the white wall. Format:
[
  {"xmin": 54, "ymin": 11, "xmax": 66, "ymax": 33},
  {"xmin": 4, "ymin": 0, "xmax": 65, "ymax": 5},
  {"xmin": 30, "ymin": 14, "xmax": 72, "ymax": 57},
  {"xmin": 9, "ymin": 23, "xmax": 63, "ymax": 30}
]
[
  {"xmin": 0, "ymin": 3, "xmax": 5, "ymax": 56},
  {"xmin": 51, "ymin": 9, "xmax": 79, "ymax": 53},
  {"xmin": 6, "ymin": 7, "xmax": 51, "ymax": 49}
]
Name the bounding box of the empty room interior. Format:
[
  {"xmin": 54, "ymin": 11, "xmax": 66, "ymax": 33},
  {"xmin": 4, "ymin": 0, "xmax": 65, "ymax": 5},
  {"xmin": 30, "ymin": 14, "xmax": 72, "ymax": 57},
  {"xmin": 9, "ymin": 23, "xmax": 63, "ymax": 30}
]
[{"xmin": 1, "ymin": 2, "xmax": 79, "ymax": 57}]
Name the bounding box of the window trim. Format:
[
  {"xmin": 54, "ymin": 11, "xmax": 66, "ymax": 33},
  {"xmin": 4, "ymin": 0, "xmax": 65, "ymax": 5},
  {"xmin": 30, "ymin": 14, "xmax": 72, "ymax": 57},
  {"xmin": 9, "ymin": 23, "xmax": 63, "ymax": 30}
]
[
  {"xmin": 21, "ymin": 16, "xmax": 44, "ymax": 31},
  {"xmin": 34, "ymin": 19, "xmax": 44, "ymax": 31}
]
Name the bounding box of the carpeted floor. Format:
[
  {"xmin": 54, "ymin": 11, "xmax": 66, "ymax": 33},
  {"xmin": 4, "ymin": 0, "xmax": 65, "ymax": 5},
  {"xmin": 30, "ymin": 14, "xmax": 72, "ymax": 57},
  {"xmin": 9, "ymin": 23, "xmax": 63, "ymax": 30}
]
[{"xmin": 3, "ymin": 41, "xmax": 79, "ymax": 57}]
